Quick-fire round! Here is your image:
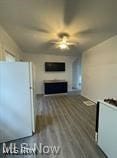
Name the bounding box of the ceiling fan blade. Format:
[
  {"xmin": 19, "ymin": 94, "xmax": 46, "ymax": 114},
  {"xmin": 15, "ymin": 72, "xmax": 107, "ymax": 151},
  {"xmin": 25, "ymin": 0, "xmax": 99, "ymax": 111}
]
[
  {"xmin": 38, "ymin": 41, "xmax": 54, "ymax": 51},
  {"xmin": 21, "ymin": 23, "xmax": 51, "ymax": 34},
  {"xmin": 14, "ymin": 22, "xmax": 51, "ymax": 34},
  {"xmin": 64, "ymin": 0, "xmax": 80, "ymax": 25},
  {"xmin": 69, "ymin": 42, "xmax": 79, "ymax": 47},
  {"xmin": 29, "ymin": 26, "xmax": 50, "ymax": 34},
  {"xmin": 75, "ymin": 27, "xmax": 117, "ymax": 37},
  {"xmin": 49, "ymin": 39, "xmax": 61, "ymax": 43},
  {"xmin": 75, "ymin": 28, "xmax": 98, "ymax": 36}
]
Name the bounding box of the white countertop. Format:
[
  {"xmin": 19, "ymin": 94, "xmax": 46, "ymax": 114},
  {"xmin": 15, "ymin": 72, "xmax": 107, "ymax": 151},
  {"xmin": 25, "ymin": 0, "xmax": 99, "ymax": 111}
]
[{"xmin": 99, "ymin": 100, "xmax": 117, "ymax": 111}]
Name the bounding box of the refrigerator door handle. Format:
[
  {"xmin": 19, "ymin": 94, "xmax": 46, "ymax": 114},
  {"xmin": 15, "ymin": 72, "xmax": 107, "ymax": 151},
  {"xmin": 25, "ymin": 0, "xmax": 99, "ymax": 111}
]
[{"xmin": 30, "ymin": 86, "xmax": 33, "ymax": 90}]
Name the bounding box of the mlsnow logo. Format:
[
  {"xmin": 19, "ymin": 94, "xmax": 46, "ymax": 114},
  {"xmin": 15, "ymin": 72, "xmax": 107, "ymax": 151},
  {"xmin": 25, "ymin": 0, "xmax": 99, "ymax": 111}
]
[
  {"xmin": 3, "ymin": 143, "xmax": 61, "ymax": 156},
  {"xmin": 3, "ymin": 143, "xmax": 18, "ymax": 154}
]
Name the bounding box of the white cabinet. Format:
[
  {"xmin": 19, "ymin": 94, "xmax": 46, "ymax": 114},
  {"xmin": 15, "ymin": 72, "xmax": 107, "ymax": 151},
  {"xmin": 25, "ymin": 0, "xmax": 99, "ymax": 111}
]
[{"xmin": 98, "ymin": 101, "xmax": 117, "ymax": 158}]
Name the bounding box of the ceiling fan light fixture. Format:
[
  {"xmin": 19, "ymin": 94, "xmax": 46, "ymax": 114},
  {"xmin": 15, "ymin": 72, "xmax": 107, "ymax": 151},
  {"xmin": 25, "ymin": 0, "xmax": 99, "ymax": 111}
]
[
  {"xmin": 59, "ymin": 43, "xmax": 69, "ymax": 50},
  {"xmin": 54, "ymin": 32, "xmax": 77, "ymax": 50},
  {"xmin": 58, "ymin": 34, "xmax": 69, "ymax": 50}
]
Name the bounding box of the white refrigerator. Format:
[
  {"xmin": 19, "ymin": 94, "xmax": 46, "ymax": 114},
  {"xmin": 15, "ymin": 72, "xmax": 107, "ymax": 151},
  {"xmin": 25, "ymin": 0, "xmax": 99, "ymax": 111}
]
[{"xmin": 0, "ymin": 62, "xmax": 36, "ymax": 143}]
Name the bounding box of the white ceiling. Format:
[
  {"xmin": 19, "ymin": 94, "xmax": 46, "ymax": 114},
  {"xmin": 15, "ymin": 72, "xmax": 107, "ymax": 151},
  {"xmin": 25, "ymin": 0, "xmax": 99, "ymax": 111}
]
[{"xmin": 0, "ymin": 0, "xmax": 117, "ymax": 56}]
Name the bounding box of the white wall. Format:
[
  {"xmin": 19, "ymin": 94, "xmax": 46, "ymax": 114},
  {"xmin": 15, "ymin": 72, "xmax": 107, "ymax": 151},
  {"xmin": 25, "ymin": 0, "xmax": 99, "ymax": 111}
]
[
  {"xmin": 23, "ymin": 54, "xmax": 76, "ymax": 94},
  {"xmin": 0, "ymin": 25, "xmax": 22, "ymax": 61},
  {"xmin": 82, "ymin": 35, "xmax": 117, "ymax": 102}
]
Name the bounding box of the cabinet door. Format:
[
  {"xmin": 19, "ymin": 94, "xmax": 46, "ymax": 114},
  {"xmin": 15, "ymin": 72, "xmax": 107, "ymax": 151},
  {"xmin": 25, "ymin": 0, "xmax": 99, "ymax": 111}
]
[{"xmin": 98, "ymin": 103, "xmax": 117, "ymax": 158}]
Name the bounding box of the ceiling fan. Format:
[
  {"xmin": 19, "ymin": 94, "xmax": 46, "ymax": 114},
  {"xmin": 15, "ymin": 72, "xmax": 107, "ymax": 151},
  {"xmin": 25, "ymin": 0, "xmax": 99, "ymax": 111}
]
[
  {"xmin": 29, "ymin": 25, "xmax": 113, "ymax": 50},
  {"xmin": 26, "ymin": 26, "xmax": 80, "ymax": 50},
  {"xmin": 51, "ymin": 32, "xmax": 78, "ymax": 50}
]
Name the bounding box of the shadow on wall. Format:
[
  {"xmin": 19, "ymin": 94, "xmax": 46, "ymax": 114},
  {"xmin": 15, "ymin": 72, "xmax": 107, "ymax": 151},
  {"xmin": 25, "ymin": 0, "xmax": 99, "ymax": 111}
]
[{"xmin": 64, "ymin": 0, "xmax": 82, "ymax": 25}]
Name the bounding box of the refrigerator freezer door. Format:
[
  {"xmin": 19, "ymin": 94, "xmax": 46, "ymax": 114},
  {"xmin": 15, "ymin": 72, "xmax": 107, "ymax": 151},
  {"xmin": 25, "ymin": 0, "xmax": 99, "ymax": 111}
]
[{"xmin": 0, "ymin": 62, "xmax": 33, "ymax": 143}]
